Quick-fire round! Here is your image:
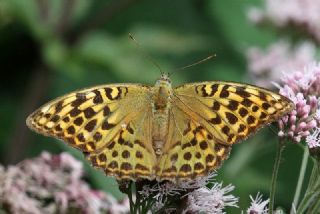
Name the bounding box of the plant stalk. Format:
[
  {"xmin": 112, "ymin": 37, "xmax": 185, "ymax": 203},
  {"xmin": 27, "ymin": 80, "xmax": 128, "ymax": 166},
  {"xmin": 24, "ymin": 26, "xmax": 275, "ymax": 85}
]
[
  {"xmin": 128, "ymin": 181, "xmax": 134, "ymax": 214},
  {"xmin": 296, "ymin": 159, "xmax": 320, "ymax": 213},
  {"xmin": 290, "ymin": 146, "xmax": 309, "ymax": 214},
  {"xmin": 269, "ymin": 139, "xmax": 285, "ymax": 214}
]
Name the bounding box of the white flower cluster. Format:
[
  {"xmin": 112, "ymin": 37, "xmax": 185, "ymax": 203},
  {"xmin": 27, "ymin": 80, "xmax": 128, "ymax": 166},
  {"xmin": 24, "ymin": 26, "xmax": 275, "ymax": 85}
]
[
  {"xmin": 140, "ymin": 172, "xmax": 239, "ymax": 213},
  {"xmin": 185, "ymin": 183, "xmax": 238, "ymax": 214},
  {"xmin": 246, "ymin": 193, "xmax": 269, "ymax": 214}
]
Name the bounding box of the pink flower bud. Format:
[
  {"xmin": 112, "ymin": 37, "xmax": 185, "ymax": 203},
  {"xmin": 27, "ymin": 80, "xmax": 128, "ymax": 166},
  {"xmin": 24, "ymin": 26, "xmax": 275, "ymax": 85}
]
[
  {"xmin": 297, "ymin": 122, "xmax": 307, "ymax": 131},
  {"xmin": 301, "ymin": 131, "xmax": 310, "ymax": 137},
  {"xmin": 290, "ymin": 115, "xmax": 297, "ymax": 124},
  {"xmin": 309, "ymin": 96, "xmax": 318, "ymax": 110},
  {"xmin": 290, "ymin": 124, "xmax": 296, "ymax": 131},
  {"xmin": 302, "ymin": 105, "xmax": 311, "ymax": 115},
  {"xmin": 307, "ymin": 120, "xmax": 317, "ymax": 129}
]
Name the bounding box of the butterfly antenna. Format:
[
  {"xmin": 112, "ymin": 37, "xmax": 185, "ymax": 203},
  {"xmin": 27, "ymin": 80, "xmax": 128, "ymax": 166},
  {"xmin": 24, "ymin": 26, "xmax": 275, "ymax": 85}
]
[
  {"xmin": 129, "ymin": 33, "xmax": 163, "ymax": 74},
  {"xmin": 168, "ymin": 54, "xmax": 216, "ymax": 77}
]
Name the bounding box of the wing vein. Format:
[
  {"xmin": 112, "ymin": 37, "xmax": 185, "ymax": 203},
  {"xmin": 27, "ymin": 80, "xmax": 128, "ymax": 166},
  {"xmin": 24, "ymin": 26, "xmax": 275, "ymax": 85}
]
[{"xmin": 173, "ymin": 94, "xmax": 226, "ymax": 139}]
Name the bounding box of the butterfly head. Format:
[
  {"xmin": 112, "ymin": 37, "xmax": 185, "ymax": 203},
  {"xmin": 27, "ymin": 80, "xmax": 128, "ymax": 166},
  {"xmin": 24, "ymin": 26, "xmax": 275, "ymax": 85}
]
[{"xmin": 156, "ymin": 73, "xmax": 172, "ymax": 88}]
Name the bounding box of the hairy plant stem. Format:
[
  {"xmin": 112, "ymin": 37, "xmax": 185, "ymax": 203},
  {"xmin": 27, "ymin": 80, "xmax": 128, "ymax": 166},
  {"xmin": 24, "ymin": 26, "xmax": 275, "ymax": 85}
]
[
  {"xmin": 290, "ymin": 146, "xmax": 309, "ymax": 214},
  {"xmin": 269, "ymin": 139, "xmax": 285, "ymax": 214}
]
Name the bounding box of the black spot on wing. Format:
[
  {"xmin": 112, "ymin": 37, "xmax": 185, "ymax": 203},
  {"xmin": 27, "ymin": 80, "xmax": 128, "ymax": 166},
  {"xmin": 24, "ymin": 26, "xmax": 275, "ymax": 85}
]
[{"xmin": 93, "ymin": 90, "xmax": 103, "ymax": 104}]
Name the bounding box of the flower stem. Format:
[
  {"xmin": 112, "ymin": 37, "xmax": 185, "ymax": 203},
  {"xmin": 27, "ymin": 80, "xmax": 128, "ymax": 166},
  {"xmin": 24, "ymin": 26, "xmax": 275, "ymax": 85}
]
[
  {"xmin": 128, "ymin": 181, "xmax": 134, "ymax": 214},
  {"xmin": 296, "ymin": 159, "xmax": 320, "ymax": 213},
  {"xmin": 290, "ymin": 146, "xmax": 309, "ymax": 214},
  {"xmin": 306, "ymin": 160, "xmax": 319, "ymax": 190},
  {"xmin": 269, "ymin": 139, "xmax": 285, "ymax": 214}
]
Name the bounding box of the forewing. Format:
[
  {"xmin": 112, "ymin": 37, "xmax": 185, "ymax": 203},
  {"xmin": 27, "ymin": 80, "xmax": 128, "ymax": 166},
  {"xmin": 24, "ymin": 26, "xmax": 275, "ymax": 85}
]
[
  {"xmin": 27, "ymin": 84, "xmax": 157, "ymax": 180},
  {"xmin": 173, "ymin": 81, "xmax": 294, "ymax": 145}
]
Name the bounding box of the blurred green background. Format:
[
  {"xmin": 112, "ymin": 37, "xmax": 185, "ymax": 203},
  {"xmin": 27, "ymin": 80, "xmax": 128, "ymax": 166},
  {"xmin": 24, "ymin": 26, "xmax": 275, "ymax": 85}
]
[{"xmin": 0, "ymin": 0, "xmax": 311, "ymax": 213}]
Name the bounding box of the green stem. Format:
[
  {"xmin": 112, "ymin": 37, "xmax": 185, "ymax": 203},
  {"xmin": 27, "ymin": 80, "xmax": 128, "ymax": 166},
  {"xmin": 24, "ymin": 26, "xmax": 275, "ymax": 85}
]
[
  {"xmin": 306, "ymin": 160, "xmax": 318, "ymax": 192},
  {"xmin": 308, "ymin": 193, "xmax": 320, "ymax": 214},
  {"xmin": 296, "ymin": 159, "xmax": 320, "ymax": 213},
  {"xmin": 290, "ymin": 146, "xmax": 309, "ymax": 214},
  {"xmin": 297, "ymin": 190, "xmax": 317, "ymax": 213},
  {"xmin": 135, "ymin": 185, "xmax": 143, "ymax": 214},
  {"xmin": 128, "ymin": 181, "xmax": 135, "ymax": 214},
  {"xmin": 269, "ymin": 139, "xmax": 285, "ymax": 214}
]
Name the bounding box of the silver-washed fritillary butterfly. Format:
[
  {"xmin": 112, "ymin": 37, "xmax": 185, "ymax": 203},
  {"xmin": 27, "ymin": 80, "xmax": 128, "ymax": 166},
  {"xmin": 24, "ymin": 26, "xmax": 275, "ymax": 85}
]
[{"xmin": 26, "ymin": 73, "xmax": 294, "ymax": 182}]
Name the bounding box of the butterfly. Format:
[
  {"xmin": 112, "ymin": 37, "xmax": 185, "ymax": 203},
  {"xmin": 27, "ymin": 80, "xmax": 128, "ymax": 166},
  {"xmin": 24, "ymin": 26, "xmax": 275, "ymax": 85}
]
[{"xmin": 26, "ymin": 73, "xmax": 294, "ymax": 182}]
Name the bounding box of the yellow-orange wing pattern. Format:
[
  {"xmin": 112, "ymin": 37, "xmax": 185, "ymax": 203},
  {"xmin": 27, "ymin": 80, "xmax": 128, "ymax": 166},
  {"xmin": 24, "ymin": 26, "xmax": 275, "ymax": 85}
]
[
  {"xmin": 27, "ymin": 84, "xmax": 157, "ymax": 180},
  {"xmin": 27, "ymin": 79, "xmax": 294, "ymax": 182},
  {"xmin": 156, "ymin": 81, "xmax": 294, "ymax": 181}
]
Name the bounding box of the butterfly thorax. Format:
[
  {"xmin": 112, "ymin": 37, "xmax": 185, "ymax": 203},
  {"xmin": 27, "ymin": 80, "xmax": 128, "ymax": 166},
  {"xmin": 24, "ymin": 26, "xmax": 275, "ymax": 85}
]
[
  {"xmin": 153, "ymin": 75, "xmax": 172, "ymax": 110},
  {"xmin": 152, "ymin": 75, "xmax": 172, "ymax": 156}
]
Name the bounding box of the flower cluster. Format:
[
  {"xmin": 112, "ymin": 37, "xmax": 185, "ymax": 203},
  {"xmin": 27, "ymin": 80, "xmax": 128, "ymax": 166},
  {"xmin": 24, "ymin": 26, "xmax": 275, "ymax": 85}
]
[
  {"xmin": 0, "ymin": 152, "xmax": 129, "ymax": 214},
  {"xmin": 139, "ymin": 172, "xmax": 238, "ymax": 213},
  {"xmin": 306, "ymin": 127, "xmax": 320, "ymax": 149},
  {"xmin": 247, "ymin": 41, "xmax": 316, "ymax": 88},
  {"xmin": 139, "ymin": 181, "xmax": 184, "ymax": 211},
  {"xmin": 277, "ymin": 63, "xmax": 320, "ymax": 145},
  {"xmin": 246, "ymin": 193, "xmax": 269, "ymax": 214},
  {"xmin": 247, "ymin": 0, "xmax": 320, "ymax": 43},
  {"xmin": 185, "ymin": 183, "xmax": 238, "ymax": 213},
  {"xmin": 246, "ymin": 0, "xmax": 320, "ymax": 149}
]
